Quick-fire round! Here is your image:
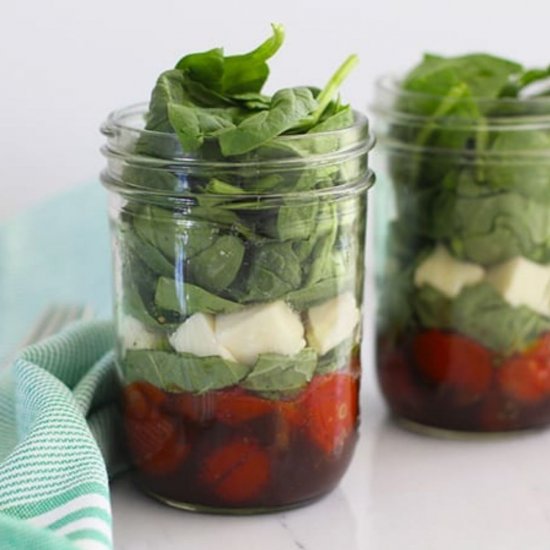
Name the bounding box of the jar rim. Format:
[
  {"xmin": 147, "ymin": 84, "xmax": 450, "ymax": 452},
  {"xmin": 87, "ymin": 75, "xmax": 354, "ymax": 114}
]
[
  {"xmin": 100, "ymin": 103, "xmax": 375, "ymax": 200},
  {"xmin": 372, "ymin": 75, "xmax": 550, "ymax": 129},
  {"xmin": 101, "ymin": 102, "xmax": 375, "ymax": 164}
]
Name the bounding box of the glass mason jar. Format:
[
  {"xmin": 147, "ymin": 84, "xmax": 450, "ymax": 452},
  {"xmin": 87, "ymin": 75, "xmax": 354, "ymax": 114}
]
[
  {"xmin": 100, "ymin": 104, "xmax": 374, "ymax": 512},
  {"xmin": 373, "ymin": 77, "xmax": 550, "ymax": 435}
]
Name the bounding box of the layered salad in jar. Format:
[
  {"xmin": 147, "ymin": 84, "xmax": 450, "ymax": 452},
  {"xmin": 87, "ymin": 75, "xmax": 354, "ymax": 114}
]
[
  {"xmin": 101, "ymin": 25, "xmax": 373, "ymax": 510},
  {"xmin": 375, "ymin": 53, "xmax": 550, "ymax": 433}
]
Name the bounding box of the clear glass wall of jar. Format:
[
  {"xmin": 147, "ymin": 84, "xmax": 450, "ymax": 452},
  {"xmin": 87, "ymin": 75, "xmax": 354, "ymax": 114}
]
[
  {"xmin": 373, "ymin": 78, "xmax": 550, "ymax": 435},
  {"xmin": 100, "ymin": 104, "xmax": 374, "ymax": 512}
]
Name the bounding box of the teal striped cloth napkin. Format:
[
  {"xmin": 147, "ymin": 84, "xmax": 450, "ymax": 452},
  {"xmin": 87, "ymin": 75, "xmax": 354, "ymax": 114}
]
[{"xmin": 0, "ymin": 320, "xmax": 124, "ymax": 550}]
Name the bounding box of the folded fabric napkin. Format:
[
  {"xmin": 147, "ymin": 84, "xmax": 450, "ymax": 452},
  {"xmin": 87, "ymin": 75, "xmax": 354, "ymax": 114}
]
[{"xmin": 0, "ymin": 320, "xmax": 124, "ymax": 550}]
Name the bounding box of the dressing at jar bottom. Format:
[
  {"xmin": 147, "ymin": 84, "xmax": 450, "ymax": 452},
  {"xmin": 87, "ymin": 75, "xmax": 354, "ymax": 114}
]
[
  {"xmin": 122, "ymin": 362, "xmax": 360, "ymax": 514},
  {"xmin": 377, "ymin": 332, "xmax": 550, "ymax": 436}
]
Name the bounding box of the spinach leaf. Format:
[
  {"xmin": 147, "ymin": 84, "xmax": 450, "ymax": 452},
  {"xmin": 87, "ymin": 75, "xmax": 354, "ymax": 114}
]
[
  {"xmin": 286, "ymin": 276, "xmax": 353, "ymax": 310},
  {"xmin": 174, "ymin": 24, "xmax": 283, "ymax": 96},
  {"xmin": 175, "ymin": 48, "xmax": 225, "ymax": 90},
  {"xmin": 123, "ymin": 350, "xmax": 250, "ymax": 393},
  {"xmin": 133, "ymin": 205, "xmax": 219, "ymax": 262},
  {"xmin": 402, "ymin": 53, "xmax": 522, "ymax": 103},
  {"xmin": 427, "ymin": 187, "xmax": 550, "ymax": 265},
  {"xmin": 306, "ymin": 204, "xmax": 339, "ymax": 285},
  {"xmin": 167, "ymin": 103, "xmax": 238, "ymax": 152},
  {"xmin": 155, "ymin": 276, "xmax": 243, "ymax": 315},
  {"xmin": 121, "ymin": 266, "xmax": 168, "ymax": 330},
  {"xmin": 293, "ymin": 55, "xmax": 359, "ymax": 131},
  {"xmin": 218, "ymin": 87, "xmax": 318, "ymax": 156},
  {"xmin": 145, "ymin": 69, "xmax": 189, "ymax": 132},
  {"xmin": 188, "ymin": 234, "xmax": 245, "ymax": 292},
  {"xmin": 204, "ymin": 177, "xmax": 246, "ymax": 196},
  {"xmin": 222, "ymin": 23, "xmax": 285, "ymax": 95},
  {"xmin": 485, "ymin": 131, "xmax": 550, "ymax": 202},
  {"xmin": 500, "ymin": 65, "xmax": 550, "ymax": 98},
  {"xmin": 244, "ymin": 241, "xmax": 303, "ymax": 302},
  {"xmin": 241, "ymin": 348, "xmax": 317, "ymax": 392},
  {"xmin": 316, "ymin": 339, "xmax": 356, "ymax": 375},
  {"xmin": 414, "ymin": 283, "xmax": 550, "ymax": 355},
  {"xmin": 231, "ymin": 92, "xmax": 271, "ymax": 110},
  {"xmin": 265, "ymin": 200, "xmax": 319, "ymax": 241}
]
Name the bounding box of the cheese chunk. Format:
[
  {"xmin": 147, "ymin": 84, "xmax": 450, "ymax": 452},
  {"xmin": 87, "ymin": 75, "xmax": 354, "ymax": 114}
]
[
  {"xmin": 307, "ymin": 292, "xmax": 360, "ymax": 355},
  {"xmin": 120, "ymin": 314, "xmax": 160, "ymax": 351},
  {"xmin": 486, "ymin": 256, "xmax": 550, "ymax": 317},
  {"xmin": 169, "ymin": 313, "xmax": 236, "ymax": 361},
  {"xmin": 414, "ymin": 244, "xmax": 485, "ymax": 298},
  {"xmin": 215, "ymin": 301, "xmax": 306, "ymax": 366}
]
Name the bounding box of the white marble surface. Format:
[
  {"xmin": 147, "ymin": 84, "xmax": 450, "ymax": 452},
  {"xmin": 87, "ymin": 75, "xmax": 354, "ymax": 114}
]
[{"xmin": 111, "ymin": 383, "xmax": 550, "ymax": 550}]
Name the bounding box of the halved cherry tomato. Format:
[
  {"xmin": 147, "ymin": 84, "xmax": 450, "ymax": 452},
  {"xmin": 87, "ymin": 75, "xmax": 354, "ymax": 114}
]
[
  {"xmin": 215, "ymin": 389, "xmax": 275, "ymax": 427},
  {"xmin": 123, "ymin": 381, "xmax": 166, "ymax": 420},
  {"xmin": 413, "ymin": 330, "xmax": 493, "ymax": 404},
  {"xmin": 171, "ymin": 390, "xmax": 218, "ymax": 424},
  {"xmin": 200, "ymin": 439, "xmax": 270, "ymax": 503},
  {"xmin": 123, "ymin": 382, "xmax": 189, "ymax": 475},
  {"xmin": 304, "ymin": 373, "xmax": 359, "ymax": 455},
  {"xmin": 499, "ymin": 343, "xmax": 550, "ymax": 403}
]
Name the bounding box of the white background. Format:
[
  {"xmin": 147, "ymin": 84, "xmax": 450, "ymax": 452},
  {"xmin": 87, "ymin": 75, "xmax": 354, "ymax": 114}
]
[{"xmin": 1, "ymin": 0, "xmax": 550, "ymax": 219}]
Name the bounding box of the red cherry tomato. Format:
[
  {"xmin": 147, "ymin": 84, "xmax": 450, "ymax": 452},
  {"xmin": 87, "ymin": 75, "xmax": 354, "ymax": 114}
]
[
  {"xmin": 123, "ymin": 382, "xmax": 189, "ymax": 475},
  {"xmin": 123, "ymin": 381, "xmax": 166, "ymax": 420},
  {"xmin": 171, "ymin": 390, "xmax": 218, "ymax": 424},
  {"xmin": 413, "ymin": 330, "xmax": 493, "ymax": 403},
  {"xmin": 499, "ymin": 336, "xmax": 550, "ymax": 403},
  {"xmin": 201, "ymin": 440, "xmax": 270, "ymax": 503},
  {"xmin": 304, "ymin": 373, "xmax": 359, "ymax": 455},
  {"xmin": 215, "ymin": 389, "xmax": 275, "ymax": 427}
]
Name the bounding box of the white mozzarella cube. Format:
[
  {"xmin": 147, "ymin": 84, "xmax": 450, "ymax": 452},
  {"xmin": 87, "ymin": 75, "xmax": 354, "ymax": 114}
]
[
  {"xmin": 486, "ymin": 256, "xmax": 550, "ymax": 317},
  {"xmin": 120, "ymin": 315, "xmax": 160, "ymax": 351},
  {"xmin": 306, "ymin": 291, "xmax": 360, "ymax": 355},
  {"xmin": 414, "ymin": 244, "xmax": 485, "ymax": 298},
  {"xmin": 169, "ymin": 313, "xmax": 236, "ymax": 361},
  {"xmin": 215, "ymin": 301, "xmax": 306, "ymax": 366}
]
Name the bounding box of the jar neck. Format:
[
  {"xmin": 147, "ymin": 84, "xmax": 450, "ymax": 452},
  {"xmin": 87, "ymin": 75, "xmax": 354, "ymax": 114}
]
[
  {"xmin": 372, "ymin": 75, "xmax": 550, "ymax": 158},
  {"xmin": 100, "ymin": 103, "xmax": 375, "ymax": 199}
]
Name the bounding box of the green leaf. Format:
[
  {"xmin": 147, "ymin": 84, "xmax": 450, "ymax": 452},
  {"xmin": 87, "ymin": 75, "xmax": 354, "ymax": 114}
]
[
  {"xmin": 293, "ymin": 55, "xmax": 359, "ymax": 131},
  {"xmin": 123, "ymin": 350, "xmax": 251, "ymax": 393},
  {"xmin": 133, "ymin": 205, "xmax": 219, "ymax": 262},
  {"xmin": 175, "ymin": 48, "xmax": 225, "ymax": 90},
  {"xmin": 427, "ymin": 187, "xmax": 550, "ymax": 265},
  {"xmin": 188, "ymin": 234, "xmax": 245, "ymax": 292},
  {"xmin": 204, "ymin": 177, "xmax": 246, "ymax": 195},
  {"xmin": 414, "ymin": 283, "xmax": 550, "ymax": 355},
  {"xmin": 218, "ymin": 87, "xmax": 318, "ymax": 156},
  {"xmin": 222, "ymin": 23, "xmax": 285, "ymax": 94},
  {"xmin": 231, "ymin": 92, "xmax": 272, "ymax": 110},
  {"xmin": 155, "ymin": 276, "xmax": 243, "ymax": 315},
  {"xmin": 174, "ymin": 24, "xmax": 283, "ymax": 97},
  {"xmin": 244, "ymin": 242, "xmax": 302, "ymax": 302},
  {"xmin": 285, "ymin": 276, "xmax": 353, "ymax": 310},
  {"xmin": 167, "ymin": 102, "xmax": 238, "ymax": 152},
  {"xmin": 500, "ymin": 65, "xmax": 550, "ymax": 98},
  {"xmin": 307, "ymin": 105, "xmax": 355, "ymax": 133},
  {"xmin": 485, "ymin": 131, "xmax": 550, "ymax": 202},
  {"xmin": 316, "ymin": 339, "xmax": 356, "ymax": 375},
  {"xmin": 402, "ymin": 53, "xmax": 522, "ymax": 101},
  {"xmin": 306, "ymin": 204, "xmax": 339, "ymax": 285},
  {"xmin": 264, "ymin": 200, "xmax": 319, "ymax": 241},
  {"xmin": 125, "ymin": 225, "xmax": 174, "ymax": 278},
  {"xmin": 145, "ymin": 69, "xmax": 189, "ymax": 132},
  {"xmin": 241, "ymin": 348, "xmax": 317, "ymax": 392}
]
